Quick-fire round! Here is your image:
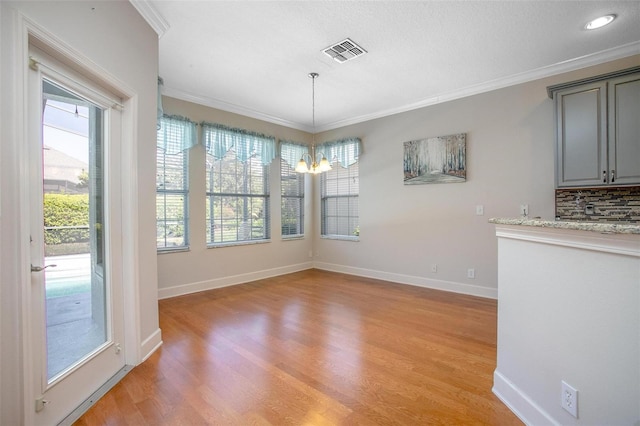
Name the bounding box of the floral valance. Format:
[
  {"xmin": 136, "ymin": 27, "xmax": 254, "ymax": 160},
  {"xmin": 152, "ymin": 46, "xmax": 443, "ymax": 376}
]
[
  {"xmin": 319, "ymin": 137, "xmax": 361, "ymax": 167},
  {"xmin": 203, "ymin": 122, "xmax": 276, "ymax": 165},
  {"xmin": 157, "ymin": 114, "xmax": 197, "ymax": 154}
]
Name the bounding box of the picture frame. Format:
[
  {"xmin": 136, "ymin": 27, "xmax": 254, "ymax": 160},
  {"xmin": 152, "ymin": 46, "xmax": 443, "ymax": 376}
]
[{"xmin": 403, "ymin": 133, "xmax": 466, "ymax": 185}]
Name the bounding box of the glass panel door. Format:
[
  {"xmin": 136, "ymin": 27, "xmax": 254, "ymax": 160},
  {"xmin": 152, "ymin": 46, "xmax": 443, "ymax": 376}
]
[
  {"xmin": 41, "ymin": 79, "xmax": 108, "ymax": 383},
  {"xmin": 29, "ymin": 45, "xmax": 125, "ymax": 426}
]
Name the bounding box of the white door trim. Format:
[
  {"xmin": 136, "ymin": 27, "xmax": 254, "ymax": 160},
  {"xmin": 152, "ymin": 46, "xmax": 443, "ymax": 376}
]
[{"xmin": 5, "ymin": 11, "xmax": 142, "ymax": 425}]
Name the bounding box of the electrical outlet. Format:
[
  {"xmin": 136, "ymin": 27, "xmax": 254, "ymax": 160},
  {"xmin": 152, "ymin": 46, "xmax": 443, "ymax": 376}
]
[
  {"xmin": 431, "ymin": 264, "xmax": 437, "ymax": 273},
  {"xmin": 561, "ymin": 381, "xmax": 578, "ymax": 418},
  {"xmin": 467, "ymin": 268, "xmax": 475, "ymax": 279},
  {"xmin": 476, "ymin": 205, "xmax": 484, "ymax": 216},
  {"xmin": 520, "ymin": 204, "xmax": 529, "ymax": 217}
]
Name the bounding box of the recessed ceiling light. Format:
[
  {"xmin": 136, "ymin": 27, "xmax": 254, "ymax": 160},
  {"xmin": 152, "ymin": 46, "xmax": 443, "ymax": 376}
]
[{"xmin": 585, "ymin": 14, "xmax": 616, "ymax": 30}]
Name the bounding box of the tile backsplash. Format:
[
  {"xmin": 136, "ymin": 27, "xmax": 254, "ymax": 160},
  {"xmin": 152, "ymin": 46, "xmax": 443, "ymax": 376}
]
[{"xmin": 555, "ymin": 186, "xmax": 640, "ymax": 223}]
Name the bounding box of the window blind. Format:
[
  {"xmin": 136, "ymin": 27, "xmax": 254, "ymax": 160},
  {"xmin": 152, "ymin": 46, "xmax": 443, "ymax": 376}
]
[
  {"xmin": 156, "ymin": 115, "xmax": 194, "ymax": 250},
  {"xmin": 320, "ymin": 138, "xmax": 361, "ymax": 238},
  {"xmin": 280, "ymin": 142, "xmax": 306, "ymax": 237},
  {"xmin": 204, "ymin": 125, "xmax": 271, "ymax": 245}
]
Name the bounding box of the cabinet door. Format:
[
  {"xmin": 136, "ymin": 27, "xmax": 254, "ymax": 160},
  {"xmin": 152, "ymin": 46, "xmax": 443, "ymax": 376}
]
[
  {"xmin": 555, "ymin": 82, "xmax": 607, "ymax": 187},
  {"xmin": 608, "ymin": 74, "xmax": 640, "ymax": 185}
]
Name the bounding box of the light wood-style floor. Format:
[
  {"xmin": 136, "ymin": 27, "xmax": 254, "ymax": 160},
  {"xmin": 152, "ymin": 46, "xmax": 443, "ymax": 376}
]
[{"xmin": 76, "ymin": 269, "xmax": 522, "ymax": 425}]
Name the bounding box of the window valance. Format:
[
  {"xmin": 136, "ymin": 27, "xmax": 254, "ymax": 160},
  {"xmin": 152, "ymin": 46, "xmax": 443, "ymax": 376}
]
[
  {"xmin": 319, "ymin": 137, "xmax": 361, "ymax": 167},
  {"xmin": 157, "ymin": 114, "xmax": 197, "ymax": 154},
  {"xmin": 203, "ymin": 122, "xmax": 276, "ymax": 165},
  {"xmin": 280, "ymin": 141, "xmax": 309, "ymax": 168}
]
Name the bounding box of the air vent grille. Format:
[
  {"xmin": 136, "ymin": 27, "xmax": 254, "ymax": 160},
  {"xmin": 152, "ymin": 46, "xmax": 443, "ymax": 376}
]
[{"xmin": 323, "ymin": 38, "xmax": 367, "ymax": 63}]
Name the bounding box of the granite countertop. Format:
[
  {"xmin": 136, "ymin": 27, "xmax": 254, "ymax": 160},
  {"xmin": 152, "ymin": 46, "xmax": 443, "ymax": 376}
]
[{"xmin": 489, "ymin": 217, "xmax": 640, "ymax": 235}]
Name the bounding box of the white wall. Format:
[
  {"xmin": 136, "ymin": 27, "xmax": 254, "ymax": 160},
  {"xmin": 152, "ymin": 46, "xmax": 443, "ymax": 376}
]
[
  {"xmin": 493, "ymin": 226, "xmax": 639, "ymax": 425},
  {"xmin": 312, "ymin": 56, "xmax": 640, "ymax": 298},
  {"xmin": 157, "ymin": 97, "xmax": 315, "ymax": 297},
  {"xmin": 0, "ymin": 2, "xmax": 159, "ymax": 424}
]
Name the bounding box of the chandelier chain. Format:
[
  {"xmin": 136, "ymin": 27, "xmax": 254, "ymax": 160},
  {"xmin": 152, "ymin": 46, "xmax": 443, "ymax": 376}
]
[
  {"xmin": 295, "ymin": 72, "xmax": 331, "ymax": 174},
  {"xmin": 312, "ymin": 75, "xmax": 315, "ymax": 131}
]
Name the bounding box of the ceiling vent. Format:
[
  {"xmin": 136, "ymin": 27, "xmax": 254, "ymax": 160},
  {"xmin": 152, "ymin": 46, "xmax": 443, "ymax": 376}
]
[{"xmin": 322, "ymin": 38, "xmax": 367, "ymax": 63}]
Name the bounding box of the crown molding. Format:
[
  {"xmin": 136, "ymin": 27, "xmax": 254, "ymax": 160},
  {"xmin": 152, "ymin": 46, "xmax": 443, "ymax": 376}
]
[
  {"xmin": 315, "ymin": 40, "xmax": 640, "ymax": 132},
  {"xmin": 129, "ymin": 0, "xmax": 170, "ymax": 38},
  {"xmin": 164, "ymin": 41, "xmax": 639, "ymax": 133},
  {"xmin": 162, "ymin": 86, "xmax": 313, "ymax": 132}
]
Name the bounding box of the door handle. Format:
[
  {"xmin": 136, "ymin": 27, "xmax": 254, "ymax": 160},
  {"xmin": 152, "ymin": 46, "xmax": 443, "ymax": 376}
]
[
  {"xmin": 602, "ymin": 170, "xmax": 607, "ymax": 183},
  {"xmin": 31, "ymin": 264, "xmax": 57, "ymax": 272},
  {"xmin": 610, "ymin": 170, "xmax": 615, "ymax": 183}
]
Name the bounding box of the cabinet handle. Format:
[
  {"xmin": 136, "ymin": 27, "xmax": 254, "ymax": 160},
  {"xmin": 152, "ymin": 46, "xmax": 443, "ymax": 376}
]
[
  {"xmin": 602, "ymin": 170, "xmax": 607, "ymax": 183},
  {"xmin": 611, "ymin": 170, "xmax": 615, "ymax": 183}
]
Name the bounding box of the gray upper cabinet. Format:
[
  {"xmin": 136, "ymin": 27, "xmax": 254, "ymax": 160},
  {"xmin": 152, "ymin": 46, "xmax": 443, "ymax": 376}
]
[
  {"xmin": 608, "ymin": 74, "xmax": 640, "ymax": 185},
  {"xmin": 549, "ymin": 67, "xmax": 640, "ymax": 188},
  {"xmin": 555, "ymin": 82, "xmax": 607, "ymax": 187}
]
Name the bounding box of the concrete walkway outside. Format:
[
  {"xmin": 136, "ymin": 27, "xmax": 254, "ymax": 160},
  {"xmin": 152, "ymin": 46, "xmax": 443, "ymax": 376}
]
[{"xmin": 44, "ymin": 253, "xmax": 105, "ymax": 380}]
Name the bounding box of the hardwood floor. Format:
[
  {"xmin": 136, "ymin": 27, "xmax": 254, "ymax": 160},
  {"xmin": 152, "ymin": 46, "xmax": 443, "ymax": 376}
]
[{"xmin": 76, "ymin": 269, "xmax": 522, "ymax": 425}]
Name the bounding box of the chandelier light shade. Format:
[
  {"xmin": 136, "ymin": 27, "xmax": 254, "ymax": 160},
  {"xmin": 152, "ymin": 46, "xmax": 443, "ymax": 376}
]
[
  {"xmin": 296, "ymin": 72, "xmax": 332, "ymax": 174},
  {"xmin": 295, "ymin": 145, "xmax": 332, "ymax": 174}
]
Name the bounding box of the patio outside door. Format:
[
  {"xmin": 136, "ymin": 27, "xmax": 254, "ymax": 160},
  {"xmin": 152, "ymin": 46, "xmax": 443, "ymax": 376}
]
[{"xmin": 29, "ymin": 48, "xmax": 125, "ymax": 425}]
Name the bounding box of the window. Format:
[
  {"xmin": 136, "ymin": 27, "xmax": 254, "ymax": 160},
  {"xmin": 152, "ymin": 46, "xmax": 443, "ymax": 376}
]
[
  {"xmin": 156, "ymin": 115, "xmax": 196, "ymax": 250},
  {"xmin": 280, "ymin": 142, "xmax": 307, "ymax": 238},
  {"xmin": 320, "ymin": 138, "xmax": 361, "ymax": 239},
  {"xmin": 204, "ymin": 123, "xmax": 276, "ymax": 245}
]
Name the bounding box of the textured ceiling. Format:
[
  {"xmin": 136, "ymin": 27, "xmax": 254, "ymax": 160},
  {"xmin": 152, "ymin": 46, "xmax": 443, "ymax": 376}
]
[{"xmin": 135, "ymin": 1, "xmax": 640, "ymax": 132}]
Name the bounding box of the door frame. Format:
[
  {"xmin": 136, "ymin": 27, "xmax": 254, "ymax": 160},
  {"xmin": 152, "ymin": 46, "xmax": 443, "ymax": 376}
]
[
  {"xmin": 31, "ymin": 46, "xmax": 126, "ymax": 392},
  {"xmin": 8, "ymin": 13, "xmax": 142, "ymax": 425}
]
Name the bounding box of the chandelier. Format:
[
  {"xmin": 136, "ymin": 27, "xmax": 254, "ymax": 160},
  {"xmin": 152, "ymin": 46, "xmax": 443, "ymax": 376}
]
[{"xmin": 295, "ymin": 73, "xmax": 332, "ymax": 174}]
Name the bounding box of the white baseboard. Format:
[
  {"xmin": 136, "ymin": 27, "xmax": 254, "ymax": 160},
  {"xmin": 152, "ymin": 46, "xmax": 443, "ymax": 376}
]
[
  {"xmin": 492, "ymin": 369, "xmax": 559, "ymax": 426},
  {"xmin": 157, "ymin": 262, "xmax": 313, "ymax": 300},
  {"xmin": 140, "ymin": 328, "xmax": 162, "ymax": 363},
  {"xmin": 157, "ymin": 261, "xmax": 496, "ymax": 302},
  {"xmin": 312, "ymin": 262, "xmax": 498, "ymax": 299}
]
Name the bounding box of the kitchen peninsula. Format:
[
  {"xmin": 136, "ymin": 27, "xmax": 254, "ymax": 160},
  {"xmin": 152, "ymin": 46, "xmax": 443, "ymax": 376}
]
[{"xmin": 490, "ymin": 218, "xmax": 639, "ymax": 425}]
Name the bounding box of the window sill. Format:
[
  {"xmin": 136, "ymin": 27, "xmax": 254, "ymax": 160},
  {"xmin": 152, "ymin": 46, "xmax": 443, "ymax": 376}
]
[
  {"xmin": 157, "ymin": 246, "xmax": 190, "ymax": 255},
  {"xmin": 282, "ymin": 235, "xmax": 305, "ymax": 241},
  {"xmin": 321, "ymin": 235, "xmax": 359, "ymax": 242},
  {"xmin": 207, "ymin": 239, "xmax": 271, "ymax": 249}
]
